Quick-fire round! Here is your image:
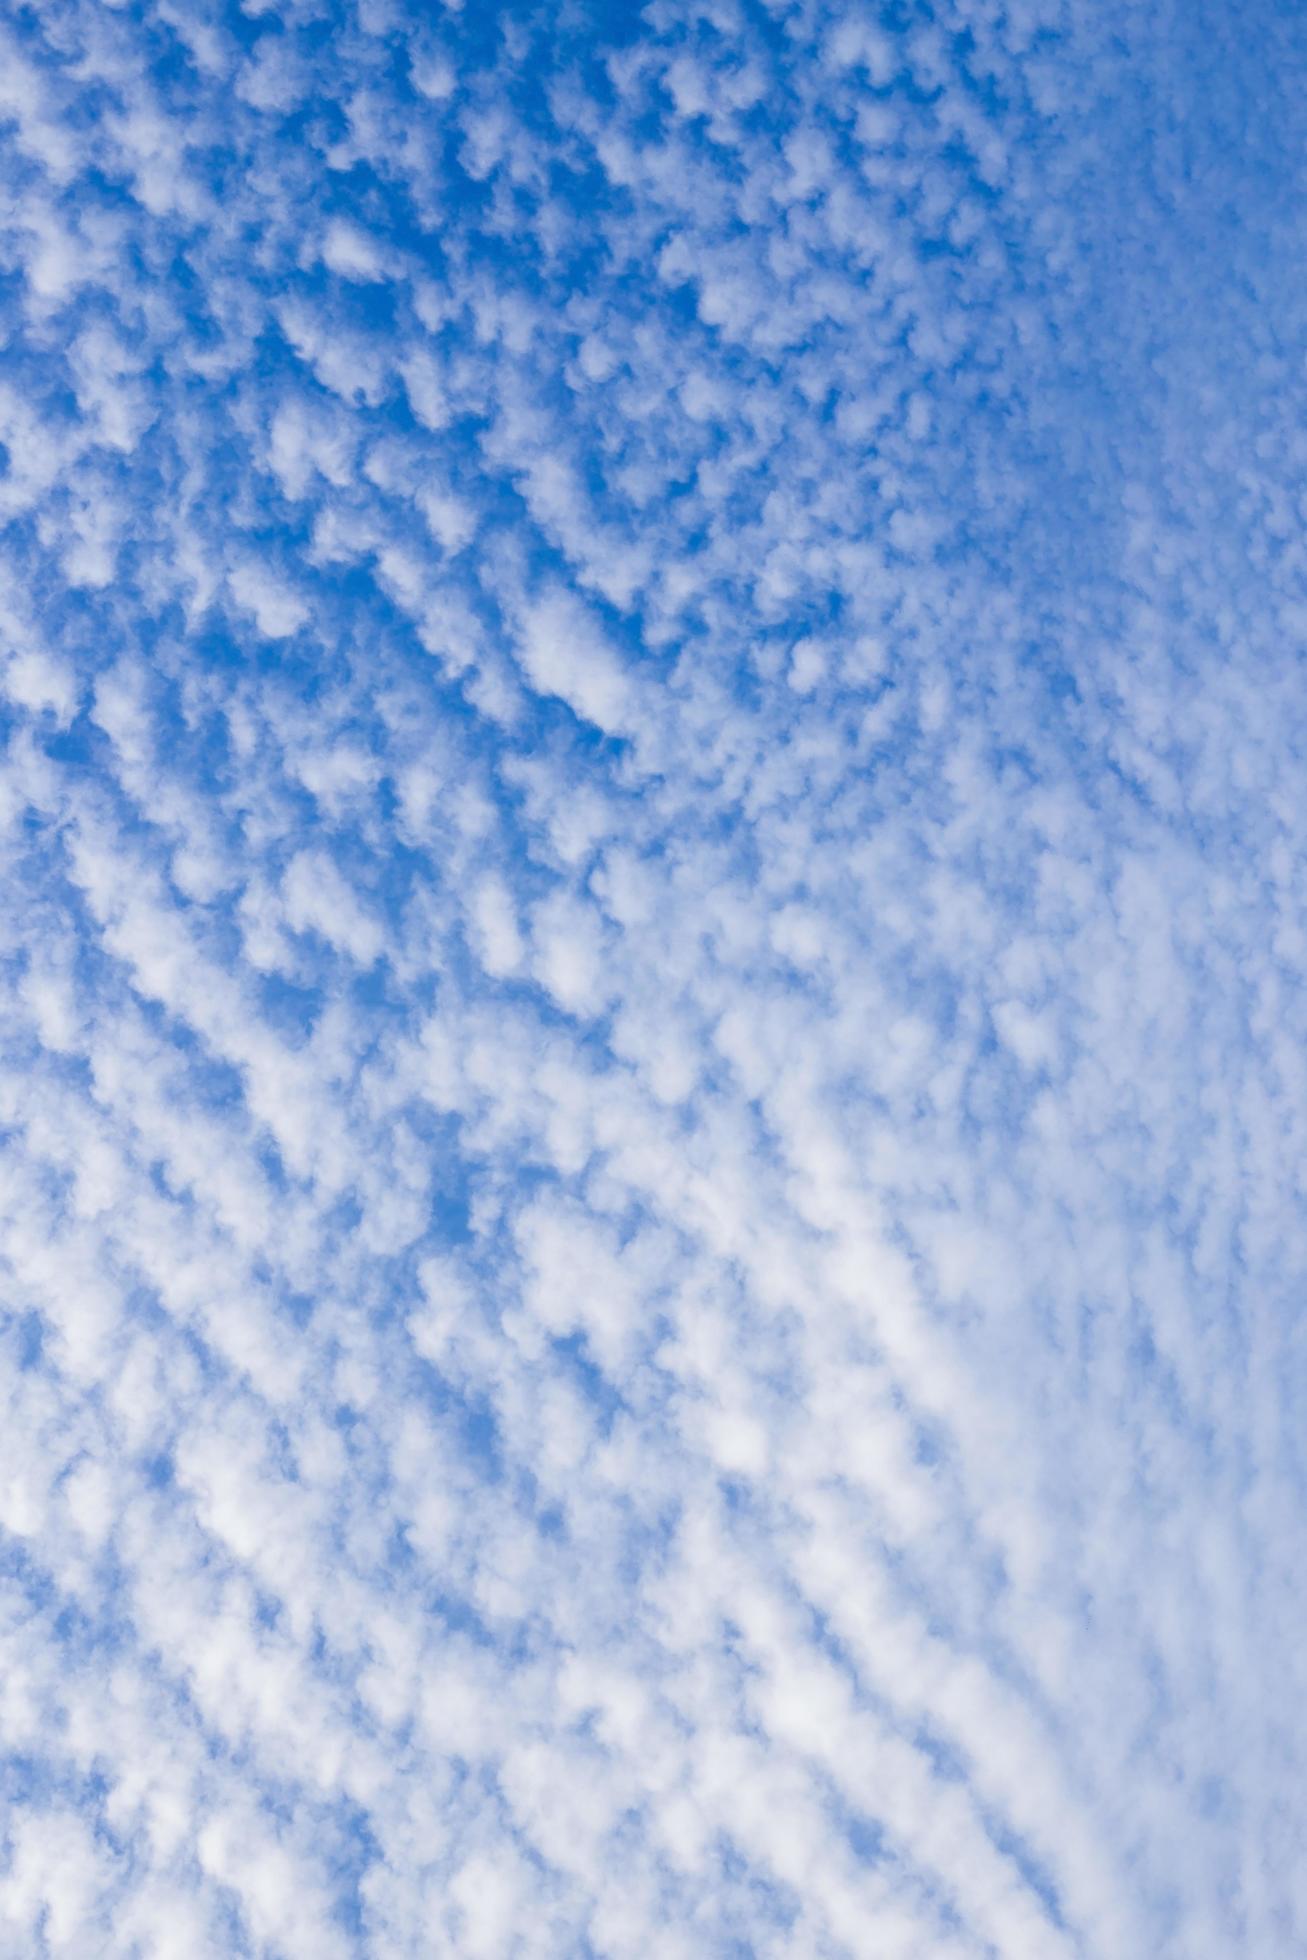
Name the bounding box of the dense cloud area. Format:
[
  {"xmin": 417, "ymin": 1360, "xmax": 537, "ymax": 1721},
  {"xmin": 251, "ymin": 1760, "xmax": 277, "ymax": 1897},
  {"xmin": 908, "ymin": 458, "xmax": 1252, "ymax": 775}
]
[{"xmin": 2, "ymin": 1, "xmax": 1306, "ymax": 1953}]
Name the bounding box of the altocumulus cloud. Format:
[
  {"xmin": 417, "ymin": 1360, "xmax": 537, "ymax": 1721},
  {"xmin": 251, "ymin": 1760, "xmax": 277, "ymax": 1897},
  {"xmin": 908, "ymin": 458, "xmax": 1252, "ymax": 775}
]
[{"xmin": 1, "ymin": 0, "xmax": 1306, "ymax": 1955}]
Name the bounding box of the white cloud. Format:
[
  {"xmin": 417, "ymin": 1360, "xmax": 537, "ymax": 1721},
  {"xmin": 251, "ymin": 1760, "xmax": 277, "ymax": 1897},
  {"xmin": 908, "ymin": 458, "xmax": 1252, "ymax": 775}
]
[
  {"xmin": 283, "ymin": 849, "xmax": 384, "ymax": 965},
  {"xmin": 0, "ymin": 1, "xmax": 1302, "ymax": 1954},
  {"xmin": 516, "ymin": 588, "xmax": 633, "ymax": 734},
  {"xmin": 321, "ymin": 217, "xmax": 388, "ymax": 283},
  {"xmin": 228, "ymin": 562, "xmax": 310, "ymax": 638}
]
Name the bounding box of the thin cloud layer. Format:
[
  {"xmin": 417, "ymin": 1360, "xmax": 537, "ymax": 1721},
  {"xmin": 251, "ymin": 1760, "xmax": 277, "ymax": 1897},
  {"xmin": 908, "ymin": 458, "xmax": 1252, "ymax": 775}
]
[{"xmin": 1, "ymin": 2, "xmax": 1305, "ymax": 1955}]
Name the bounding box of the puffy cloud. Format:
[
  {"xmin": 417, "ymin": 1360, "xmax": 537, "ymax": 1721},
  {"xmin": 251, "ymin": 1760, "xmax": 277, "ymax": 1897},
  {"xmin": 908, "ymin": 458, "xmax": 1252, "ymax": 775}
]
[
  {"xmin": 516, "ymin": 586, "xmax": 635, "ymax": 736},
  {"xmin": 0, "ymin": 0, "xmax": 1303, "ymax": 1955}
]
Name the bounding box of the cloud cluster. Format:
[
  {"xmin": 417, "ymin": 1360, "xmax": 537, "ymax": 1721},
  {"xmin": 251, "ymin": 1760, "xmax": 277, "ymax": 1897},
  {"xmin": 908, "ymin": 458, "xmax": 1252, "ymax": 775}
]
[{"xmin": 1, "ymin": 1, "xmax": 1305, "ymax": 1954}]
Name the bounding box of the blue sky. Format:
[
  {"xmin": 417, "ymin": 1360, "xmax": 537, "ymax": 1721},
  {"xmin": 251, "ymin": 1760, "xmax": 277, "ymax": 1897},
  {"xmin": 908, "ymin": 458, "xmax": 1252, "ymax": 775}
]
[{"xmin": 1, "ymin": 0, "xmax": 1306, "ymax": 1954}]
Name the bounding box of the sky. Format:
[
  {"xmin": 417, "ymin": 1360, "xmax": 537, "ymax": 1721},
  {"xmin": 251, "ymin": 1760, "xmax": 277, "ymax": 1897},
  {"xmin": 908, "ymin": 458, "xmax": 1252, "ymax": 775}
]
[{"xmin": 1, "ymin": 0, "xmax": 1306, "ymax": 1954}]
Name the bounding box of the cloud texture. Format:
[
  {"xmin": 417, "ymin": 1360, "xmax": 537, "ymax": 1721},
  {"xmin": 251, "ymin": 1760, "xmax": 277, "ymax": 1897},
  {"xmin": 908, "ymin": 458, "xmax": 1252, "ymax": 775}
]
[{"xmin": 1, "ymin": 0, "xmax": 1306, "ymax": 1954}]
